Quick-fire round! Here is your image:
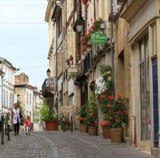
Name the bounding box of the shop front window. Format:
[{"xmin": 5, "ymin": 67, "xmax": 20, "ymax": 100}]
[{"xmin": 139, "ymin": 35, "xmax": 150, "ymax": 140}]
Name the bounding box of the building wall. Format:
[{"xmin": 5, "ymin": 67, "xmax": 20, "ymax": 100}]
[
  {"xmin": 129, "ymin": 0, "xmax": 157, "ymax": 40},
  {"xmin": 15, "ymin": 73, "xmax": 29, "ymax": 84},
  {"xmin": 0, "ymin": 58, "xmax": 16, "ymax": 113},
  {"xmin": 120, "ymin": 0, "xmax": 160, "ymax": 153}
]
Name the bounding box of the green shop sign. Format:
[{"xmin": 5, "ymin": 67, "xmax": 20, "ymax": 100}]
[{"xmin": 90, "ymin": 32, "xmax": 107, "ymax": 44}]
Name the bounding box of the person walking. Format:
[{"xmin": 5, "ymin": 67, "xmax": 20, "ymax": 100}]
[
  {"xmin": 12, "ymin": 103, "xmax": 21, "ymax": 135},
  {"xmin": 25, "ymin": 116, "xmax": 32, "ymax": 135}
]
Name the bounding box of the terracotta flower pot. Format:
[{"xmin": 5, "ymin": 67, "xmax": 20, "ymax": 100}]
[{"xmin": 45, "ymin": 120, "xmax": 58, "ymax": 131}]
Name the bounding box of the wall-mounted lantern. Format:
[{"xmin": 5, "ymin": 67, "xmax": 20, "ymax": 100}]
[
  {"xmin": 46, "ymin": 68, "xmax": 51, "ymax": 78},
  {"xmin": 73, "ymin": 17, "xmax": 85, "ymax": 34}
]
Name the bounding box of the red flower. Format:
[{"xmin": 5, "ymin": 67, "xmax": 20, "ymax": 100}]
[
  {"xmin": 98, "ymin": 95, "xmax": 105, "ymax": 99},
  {"xmin": 107, "ymin": 95, "xmax": 113, "ymax": 100},
  {"xmin": 89, "ymin": 112, "xmax": 94, "ymax": 117},
  {"xmin": 79, "ymin": 117, "xmax": 84, "ymax": 121},
  {"xmin": 100, "ymin": 120, "xmax": 110, "ymax": 127},
  {"xmin": 117, "ymin": 93, "xmax": 123, "ymax": 99},
  {"xmin": 125, "ymin": 110, "xmax": 128, "ymax": 116}
]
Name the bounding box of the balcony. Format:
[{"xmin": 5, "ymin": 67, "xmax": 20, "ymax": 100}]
[
  {"xmin": 42, "ymin": 78, "xmax": 55, "ymax": 98},
  {"xmin": 51, "ymin": 0, "xmax": 62, "ymax": 21},
  {"xmin": 120, "ymin": 0, "xmax": 146, "ymax": 22}
]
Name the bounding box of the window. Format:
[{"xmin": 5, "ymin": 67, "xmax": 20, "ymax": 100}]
[
  {"xmin": 30, "ymin": 94, "xmax": 31, "ymax": 104},
  {"xmin": 139, "ymin": 35, "xmax": 150, "ymax": 140},
  {"xmin": 10, "ymin": 93, "xmax": 14, "ymax": 108},
  {"xmin": 69, "ymin": 94, "xmax": 74, "ymax": 106},
  {"xmin": 27, "ymin": 93, "xmax": 29, "ymax": 104},
  {"xmin": 6, "ymin": 91, "xmax": 8, "ymax": 108},
  {"xmin": 151, "ymin": 23, "xmax": 157, "ymax": 55},
  {"xmin": 57, "ymin": 12, "xmax": 62, "ymax": 37},
  {"xmin": 2, "ymin": 89, "xmax": 5, "ymax": 107}
]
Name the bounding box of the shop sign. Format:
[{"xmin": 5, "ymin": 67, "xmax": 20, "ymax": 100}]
[{"xmin": 91, "ymin": 32, "xmax": 107, "ymax": 44}]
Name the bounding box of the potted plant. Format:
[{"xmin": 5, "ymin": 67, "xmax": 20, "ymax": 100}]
[
  {"xmin": 100, "ymin": 120, "xmax": 110, "ymax": 139},
  {"xmin": 99, "ymin": 94, "xmax": 113, "ymax": 139},
  {"xmin": 85, "ymin": 96, "xmax": 98, "ymax": 135},
  {"xmin": 98, "ymin": 93, "xmax": 129, "ymax": 142},
  {"xmin": 75, "ymin": 104, "xmax": 88, "ymax": 133},
  {"xmin": 39, "ymin": 102, "xmax": 59, "ymax": 131},
  {"xmin": 109, "ymin": 94, "xmax": 129, "ymax": 142}
]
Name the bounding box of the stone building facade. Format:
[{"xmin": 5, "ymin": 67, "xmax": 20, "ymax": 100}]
[
  {"xmin": 15, "ymin": 73, "xmax": 43, "ymax": 129},
  {"xmin": 44, "ymin": 0, "xmax": 160, "ymax": 156}
]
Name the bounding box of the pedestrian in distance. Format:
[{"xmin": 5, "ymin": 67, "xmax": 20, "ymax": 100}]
[
  {"xmin": 25, "ymin": 116, "xmax": 32, "ymax": 135},
  {"xmin": 12, "ymin": 103, "xmax": 21, "ymax": 135}
]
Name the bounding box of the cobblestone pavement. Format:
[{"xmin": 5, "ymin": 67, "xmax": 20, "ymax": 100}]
[{"xmin": 0, "ymin": 131, "xmax": 156, "ymax": 158}]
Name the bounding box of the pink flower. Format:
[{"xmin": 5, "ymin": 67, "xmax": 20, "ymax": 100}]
[{"xmin": 100, "ymin": 120, "xmax": 110, "ymax": 127}]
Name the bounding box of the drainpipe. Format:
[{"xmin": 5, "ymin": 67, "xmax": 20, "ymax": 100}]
[
  {"xmin": 110, "ymin": 0, "xmax": 115, "ymax": 98},
  {"xmin": 93, "ymin": 0, "xmax": 96, "ymax": 20},
  {"xmin": 32, "ymin": 92, "xmax": 34, "ymax": 131}
]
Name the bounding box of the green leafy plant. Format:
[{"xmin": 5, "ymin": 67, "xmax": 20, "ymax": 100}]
[
  {"xmin": 98, "ymin": 94, "xmax": 129, "ymax": 128},
  {"xmin": 85, "ymin": 96, "xmax": 98, "ymax": 126},
  {"xmin": 75, "ymin": 104, "xmax": 87, "ymax": 124},
  {"xmin": 99, "ymin": 65, "xmax": 112, "ymax": 75},
  {"xmin": 95, "ymin": 65, "xmax": 112, "ymax": 95},
  {"xmin": 39, "ymin": 102, "xmax": 58, "ymax": 122}
]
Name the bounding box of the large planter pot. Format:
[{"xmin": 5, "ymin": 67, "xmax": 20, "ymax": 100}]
[
  {"xmin": 80, "ymin": 124, "xmax": 88, "ymax": 133},
  {"xmin": 110, "ymin": 128, "xmax": 123, "ymax": 143},
  {"xmin": 102, "ymin": 126, "xmax": 110, "ymax": 139},
  {"xmin": 45, "ymin": 120, "xmax": 58, "ymax": 131},
  {"xmin": 88, "ymin": 125, "xmax": 97, "ymax": 136}
]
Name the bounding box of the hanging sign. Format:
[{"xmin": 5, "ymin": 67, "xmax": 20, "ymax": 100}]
[{"xmin": 90, "ymin": 32, "xmax": 107, "ymax": 44}]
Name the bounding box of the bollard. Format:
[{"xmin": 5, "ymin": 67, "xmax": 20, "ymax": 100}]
[
  {"xmin": 6, "ymin": 114, "xmax": 10, "ymax": 141},
  {"xmin": 70, "ymin": 116, "xmax": 73, "ymax": 133},
  {"xmin": 7, "ymin": 124, "xmax": 10, "ymax": 141},
  {"xmin": 62, "ymin": 118, "xmax": 65, "ymax": 133},
  {"xmin": 1, "ymin": 115, "xmax": 4, "ymax": 145}
]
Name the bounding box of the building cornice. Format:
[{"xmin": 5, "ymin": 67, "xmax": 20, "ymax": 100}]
[
  {"xmin": 45, "ymin": 0, "xmax": 54, "ymax": 22},
  {"xmin": 0, "ymin": 57, "xmax": 16, "ymax": 71},
  {"xmin": 15, "ymin": 84, "xmax": 36, "ymax": 90}
]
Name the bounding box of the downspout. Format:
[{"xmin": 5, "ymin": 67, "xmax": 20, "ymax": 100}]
[
  {"xmin": 93, "ymin": 0, "xmax": 96, "ymax": 20},
  {"xmin": 110, "ymin": 0, "xmax": 115, "ymax": 98},
  {"xmin": 32, "ymin": 91, "xmax": 35, "ymax": 130}
]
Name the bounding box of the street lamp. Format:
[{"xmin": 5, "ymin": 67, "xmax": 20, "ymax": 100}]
[
  {"xmin": 73, "ymin": 17, "xmax": 85, "ymax": 34},
  {"xmin": 46, "ymin": 68, "xmax": 51, "ymax": 78},
  {"xmin": 46, "ymin": 68, "xmax": 55, "ymax": 113},
  {"xmin": 100, "ymin": 22, "xmax": 106, "ymax": 30}
]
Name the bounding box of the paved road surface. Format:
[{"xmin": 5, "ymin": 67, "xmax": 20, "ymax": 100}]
[{"xmin": 0, "ymin": 131, "xmax": 155, "ymax": 158}]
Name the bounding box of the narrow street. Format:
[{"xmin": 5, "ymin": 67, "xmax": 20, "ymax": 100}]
[{"xmin": 0, "ymin": 131, "xmax": 155, "ymax": 158}]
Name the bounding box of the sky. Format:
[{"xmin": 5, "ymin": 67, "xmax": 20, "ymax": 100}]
[{"xmin": 0, "ymin": 0, "xmax": 49, "ymax": 90}]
